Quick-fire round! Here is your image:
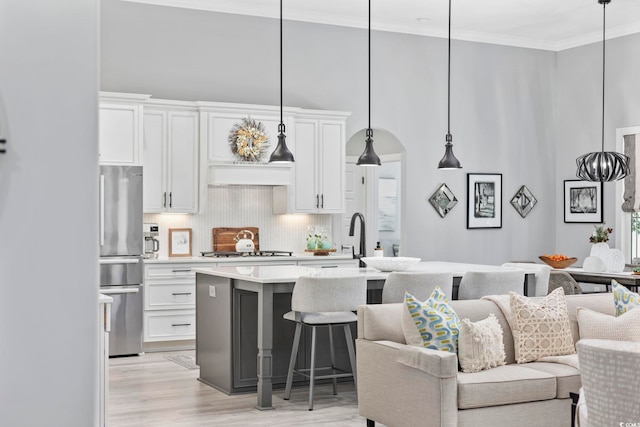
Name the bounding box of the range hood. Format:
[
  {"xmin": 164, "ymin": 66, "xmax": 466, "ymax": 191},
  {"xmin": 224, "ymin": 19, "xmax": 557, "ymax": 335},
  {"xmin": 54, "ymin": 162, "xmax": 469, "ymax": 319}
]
[{"xmin": 207, "ymin": 161, "xmax": 293, "ymax": 186}]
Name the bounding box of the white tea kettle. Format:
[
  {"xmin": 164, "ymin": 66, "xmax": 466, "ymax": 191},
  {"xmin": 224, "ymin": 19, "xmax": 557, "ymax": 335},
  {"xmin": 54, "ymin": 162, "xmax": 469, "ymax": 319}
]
[{"xmin": 234, "ymin": 230, "xmax": 255, "ymax": 253}]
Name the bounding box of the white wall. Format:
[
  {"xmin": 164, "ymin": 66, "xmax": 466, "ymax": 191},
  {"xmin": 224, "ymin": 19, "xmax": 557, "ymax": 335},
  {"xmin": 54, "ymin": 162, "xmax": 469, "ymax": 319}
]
[
  {"xmin": 0, "ymin": 0, "xmax": 99, "ymax": 426},
  {"xmin": 555, "ymin": 33, "xmax": 640, "ymax": 262},
  {"xmin": 101, "ymin": 0, "xmax": 558, "ymax": 265}
]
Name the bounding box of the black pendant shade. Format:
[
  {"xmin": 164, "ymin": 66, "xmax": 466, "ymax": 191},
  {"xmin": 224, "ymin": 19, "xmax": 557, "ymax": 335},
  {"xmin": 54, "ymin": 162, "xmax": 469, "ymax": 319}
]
[
  {"xmin": 269, "ymin": 125, "xmax": 295, "ymax": 163},
  {"xmin": 357, "ymin": 129, "xmax": 381, "ymax": 167},
  {"xmin": 438, "ymin": 134, "xmax": 461, "ymax": 169},
  {"xmin": 357, "ymin": 0, "xmax": 381, "ymax": 167},
  {"xmin": 269, "ymin": 0, "xmax": 294, "ymax": 164},
  {"xmin": 438, "ymin": 0, "xmax": 462, "ymax": 170},
  {"xmin": 575, "ymin": 0, "xmax": 629, "ymax": 181}
]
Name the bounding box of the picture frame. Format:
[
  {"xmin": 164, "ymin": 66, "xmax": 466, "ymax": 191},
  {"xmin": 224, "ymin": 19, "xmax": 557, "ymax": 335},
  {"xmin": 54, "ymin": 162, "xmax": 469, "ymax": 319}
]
[
  {"xmin": 564, "ymin": 180, "xmax": 603, "ymax": 223},
  {"xmin": 467, "ymin": 173, "xmax": 502, "ymax": 229},
  {"xmin": 510, "ymin": 185, "xmax": 537, "ymax": 218},
  {"xmin": 169, "ymin": 228, "xmax": 192, "ymax": 257},
  {"xmin": 429, "ymin": 183, "xmax": 458, "ymax": 218}
]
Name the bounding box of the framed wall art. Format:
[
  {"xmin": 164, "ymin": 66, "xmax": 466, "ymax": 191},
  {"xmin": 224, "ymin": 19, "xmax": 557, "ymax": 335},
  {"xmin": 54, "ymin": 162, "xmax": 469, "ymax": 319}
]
[
  {"xmin": 564, "ymin": 180, "xmax": 603, "ymax": 223},
  {"xmin": 429, "ymin": 183, "xmax": 458, "ymax": 218},
  {"xmin": 467, "ymin": 173, "xmax": 502, "ymax": 229},
  {"xmin": 169, "ymin": 228, "xmax": 192, "ymax": 257},
  {"xmin": 510, "ymin": 185, "xmax": 537, "ymax": 218}
]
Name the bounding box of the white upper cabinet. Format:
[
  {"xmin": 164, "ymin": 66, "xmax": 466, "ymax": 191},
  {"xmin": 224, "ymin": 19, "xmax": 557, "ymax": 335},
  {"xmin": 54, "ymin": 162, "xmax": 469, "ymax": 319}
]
[
  {"xmin": 143, "ymin": 101, "xmax": 199, "ymax": 214},
  {"xmin": 273, "ymin": 111, "xmax": 349, "ymax": 214},
  {"xmin": 98, "ymin": 92, "xmax": 150, "ymax": 165}
]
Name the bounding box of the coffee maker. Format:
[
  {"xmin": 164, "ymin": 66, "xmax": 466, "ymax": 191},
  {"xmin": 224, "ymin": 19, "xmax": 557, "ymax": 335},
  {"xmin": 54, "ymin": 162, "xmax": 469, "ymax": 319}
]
[{"xmin": 143, "ymin": 223, "xmax": 160, "ymax": 259}]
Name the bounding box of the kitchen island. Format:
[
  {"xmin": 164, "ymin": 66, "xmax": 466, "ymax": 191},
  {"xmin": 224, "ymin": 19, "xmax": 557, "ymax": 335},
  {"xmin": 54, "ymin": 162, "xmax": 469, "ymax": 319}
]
[
  {"xmin": 194, "ymin": 265, "xmax": 386, "ymax": 410},
  {"xmin": 194, "ymin": 262, "xmax": 536, "ymax": 410}
]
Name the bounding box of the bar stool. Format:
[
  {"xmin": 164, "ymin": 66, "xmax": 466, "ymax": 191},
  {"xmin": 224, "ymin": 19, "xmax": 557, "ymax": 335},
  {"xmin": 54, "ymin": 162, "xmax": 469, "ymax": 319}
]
[
  {"xmin": 382, "ymin": 271, "xmax": 454, "ymax": 303},
  {"xmin": 458, "ymin": 270, "xmax": 525, "ymax": 300},
  {"xmin": 283, "ymin": 275, "xmax": 367, "ymax": 410}
]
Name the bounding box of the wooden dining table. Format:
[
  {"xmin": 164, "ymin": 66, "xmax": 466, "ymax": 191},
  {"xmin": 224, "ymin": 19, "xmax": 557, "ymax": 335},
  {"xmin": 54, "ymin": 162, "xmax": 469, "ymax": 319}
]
[{"xmin": 559, "ymin": 267, "xmax": 640, "ymax": 292}]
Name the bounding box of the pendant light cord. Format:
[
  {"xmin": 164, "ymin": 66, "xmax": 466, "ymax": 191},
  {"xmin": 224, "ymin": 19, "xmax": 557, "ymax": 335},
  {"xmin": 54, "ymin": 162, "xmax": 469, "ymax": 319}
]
[
  {"xmin": 367, "ymin": 0, "xmax": 371, "ymax": 134},
  {"xmin": 447, "ymin": 0, "xmax": 451, "ymax": 136},
  {"xmin": 601, "ymin": 1, "xmax": 606, "ymax": 153},
  {"xmin": 279, "ymin": 0, "xmax": 284, "ymax": 134}
]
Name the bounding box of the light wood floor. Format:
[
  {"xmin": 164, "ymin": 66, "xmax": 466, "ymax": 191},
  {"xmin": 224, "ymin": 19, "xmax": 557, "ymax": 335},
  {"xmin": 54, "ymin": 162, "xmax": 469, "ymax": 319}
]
[{"xmin": 109, "ymin": 350, "xmax": 376, "ymax": 426}]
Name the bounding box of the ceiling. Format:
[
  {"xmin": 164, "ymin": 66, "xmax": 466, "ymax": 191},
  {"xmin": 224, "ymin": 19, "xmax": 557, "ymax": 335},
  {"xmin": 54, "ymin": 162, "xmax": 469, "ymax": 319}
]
[{"xmin": 124, "ymin": 0, "xmax": 640, "ymax": 51}]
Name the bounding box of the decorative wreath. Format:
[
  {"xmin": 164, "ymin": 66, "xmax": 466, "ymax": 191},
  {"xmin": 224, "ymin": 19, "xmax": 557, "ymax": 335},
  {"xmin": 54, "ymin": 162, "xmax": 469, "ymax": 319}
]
[{"xmin": 228, "ymin": 117, "xmax": 270, "ymax": 162}]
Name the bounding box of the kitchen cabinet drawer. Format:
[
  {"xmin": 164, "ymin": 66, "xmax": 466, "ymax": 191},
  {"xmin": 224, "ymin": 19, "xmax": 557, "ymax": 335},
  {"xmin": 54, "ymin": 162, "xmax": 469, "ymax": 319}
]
[
  {"xmin": 145, "ymin": 264, "xmax": 199, "ymax": 279},
  {"xmin": 297, "ymin": 259, "xmax": 358, "ymax": 268},
  {"xmin": 146, "ymin": 282, "xmax": 195, "ymax": 310},
  {"xmin": 144, "ymin": 310, "xmax": 196, "ymax": 342}
]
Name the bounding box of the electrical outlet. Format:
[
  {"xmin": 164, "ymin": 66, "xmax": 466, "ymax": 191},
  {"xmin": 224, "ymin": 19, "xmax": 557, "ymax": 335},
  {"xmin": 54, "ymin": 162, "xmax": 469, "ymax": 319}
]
[{"xmin": 209, "ymin": 285, "xmax": 216, "ymax": 298}]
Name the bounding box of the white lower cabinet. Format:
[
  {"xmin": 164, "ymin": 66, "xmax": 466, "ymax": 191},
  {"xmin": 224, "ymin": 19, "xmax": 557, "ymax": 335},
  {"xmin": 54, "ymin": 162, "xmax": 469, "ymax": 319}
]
[
  {"xmin": 145, "ymin": 310, "xmax": 197, "ymax": 342},
  {"xmin": 143, "ymin": 262, "xmax": 214, "ymax": 345}
]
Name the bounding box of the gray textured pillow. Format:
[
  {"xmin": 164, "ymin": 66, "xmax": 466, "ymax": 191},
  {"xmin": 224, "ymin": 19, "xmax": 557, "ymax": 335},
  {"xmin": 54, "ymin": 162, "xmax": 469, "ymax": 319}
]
[{"xmin": 458, "ymin": 313, "xmax": 506, "ymax": 373}]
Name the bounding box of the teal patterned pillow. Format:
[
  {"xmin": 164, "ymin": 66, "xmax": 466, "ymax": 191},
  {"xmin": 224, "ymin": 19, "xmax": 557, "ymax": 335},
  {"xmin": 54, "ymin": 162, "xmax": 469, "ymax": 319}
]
[
  {"xmin": 613, "ymin": 280, "xmax": 640, "ymax": 316},
  {"xmin": 401, "ymin": 287, "xmax": 459, "ymax": 353}
]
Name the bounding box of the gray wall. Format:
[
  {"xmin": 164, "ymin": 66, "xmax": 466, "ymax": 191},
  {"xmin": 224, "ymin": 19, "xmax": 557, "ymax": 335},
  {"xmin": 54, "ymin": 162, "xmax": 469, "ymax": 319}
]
[
  {"xmin": 101, "ymin": 0, "xmax": 557, "ymax": 265},
  {"xmin": 0, "ymin": 0, "xmax": 99, "ymax": 426},
  {"xmin": 555, "ymin": 33, "xmax": 640, "ymax": 262}
]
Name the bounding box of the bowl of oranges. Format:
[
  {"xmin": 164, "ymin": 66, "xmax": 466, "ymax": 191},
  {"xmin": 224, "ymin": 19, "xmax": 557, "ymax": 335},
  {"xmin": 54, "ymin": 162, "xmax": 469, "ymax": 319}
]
[{"xmin": 539, "ymin": 254, "xmax": 578, "ymax": 269}]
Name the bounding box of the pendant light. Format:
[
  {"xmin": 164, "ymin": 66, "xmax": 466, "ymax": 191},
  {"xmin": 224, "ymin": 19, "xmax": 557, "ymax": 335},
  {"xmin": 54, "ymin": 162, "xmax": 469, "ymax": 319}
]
[
  {"xmin": 269, "ymin": 0, "xmax": 294, "ymax": 163},
  {"xmin": 357, "ymin": 0, "xmax": 381, "ymax": 167},
  {"xmin": 437, "ymin": 0, "xmax": 462, "ymax": 170},
  {"xmin": 575, "ymin": 0, "xmax": 629, "ymax": 181}
]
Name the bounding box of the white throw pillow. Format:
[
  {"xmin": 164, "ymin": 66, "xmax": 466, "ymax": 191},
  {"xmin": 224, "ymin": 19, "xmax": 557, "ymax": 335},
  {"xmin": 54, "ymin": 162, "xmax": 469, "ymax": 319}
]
[
  {"xmin": 510, "ymin": 287, "xmax": 575, "ymax": 363},
  {"xmin": 577, "ymin": 306, "xmax": 640, "ymax": 341},
  {"xmin": 458, "ymin": 313, "xmax": 506, "ymax": 373}
]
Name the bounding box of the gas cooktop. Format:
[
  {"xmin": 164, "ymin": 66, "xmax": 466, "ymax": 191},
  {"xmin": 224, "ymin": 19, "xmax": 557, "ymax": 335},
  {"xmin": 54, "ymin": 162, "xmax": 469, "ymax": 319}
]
[{"xmin": 200, "ymin": 250, "xmax": 293, "ymax": 258}]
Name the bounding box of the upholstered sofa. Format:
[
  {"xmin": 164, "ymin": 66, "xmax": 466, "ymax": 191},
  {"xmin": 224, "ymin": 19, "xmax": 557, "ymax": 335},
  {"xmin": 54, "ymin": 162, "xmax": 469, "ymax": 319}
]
[{"xmin": 356, "ymin": 293, "xmax": 614, "ymax": 427}]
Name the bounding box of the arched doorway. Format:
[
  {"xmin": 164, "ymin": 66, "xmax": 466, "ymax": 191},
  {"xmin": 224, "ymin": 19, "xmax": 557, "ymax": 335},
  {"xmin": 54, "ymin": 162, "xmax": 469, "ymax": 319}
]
[{"xmin": 340, "ymin": 128, "xmax": 405, "ymax": 258}]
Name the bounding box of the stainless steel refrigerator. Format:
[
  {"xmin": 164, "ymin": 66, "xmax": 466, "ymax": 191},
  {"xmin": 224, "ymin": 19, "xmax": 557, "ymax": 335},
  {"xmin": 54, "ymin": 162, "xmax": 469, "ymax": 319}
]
[{"xmin": 99, "ymin": 165, "xmax": 144, "ymax": 356}]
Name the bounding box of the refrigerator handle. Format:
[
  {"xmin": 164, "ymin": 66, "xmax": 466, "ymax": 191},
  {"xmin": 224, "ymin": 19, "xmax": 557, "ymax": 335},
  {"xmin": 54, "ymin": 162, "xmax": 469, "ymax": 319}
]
[{"xmin": 99, "ymin": 174, "xmax": 105, "ymax": 247}]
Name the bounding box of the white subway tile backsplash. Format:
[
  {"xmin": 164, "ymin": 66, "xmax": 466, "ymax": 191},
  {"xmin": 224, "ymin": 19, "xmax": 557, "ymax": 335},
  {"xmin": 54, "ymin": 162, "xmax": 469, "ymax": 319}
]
[{"xmin": 145, "ymin": 186, "xmax": 332, "ymax": 258}]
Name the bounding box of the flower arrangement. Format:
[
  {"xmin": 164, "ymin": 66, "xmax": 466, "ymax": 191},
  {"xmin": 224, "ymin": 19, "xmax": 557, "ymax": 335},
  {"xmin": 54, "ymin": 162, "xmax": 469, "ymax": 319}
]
[
  {"xmin": 228, "ymin": 117, "xmax": 270, "ymax": 162},
  {"xmin": 589, "ymin": 224, "xmax": 613, "ymax": 243}
]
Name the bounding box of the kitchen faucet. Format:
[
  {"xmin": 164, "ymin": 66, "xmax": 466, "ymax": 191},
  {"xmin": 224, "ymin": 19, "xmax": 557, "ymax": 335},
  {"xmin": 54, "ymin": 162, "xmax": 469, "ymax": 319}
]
[{"xmin": 349, "ymin": 212, "xmax": 366, "ymax": 267}]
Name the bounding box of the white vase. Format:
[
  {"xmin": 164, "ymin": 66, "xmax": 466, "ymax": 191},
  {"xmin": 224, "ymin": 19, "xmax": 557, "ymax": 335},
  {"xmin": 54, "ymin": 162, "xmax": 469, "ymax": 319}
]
[
  {"xmin": 606, "ymin": 248, "xmax": 625, "ymax": 273},
  {"xmin": 590, "ymin": 242, "xmax": 610, "ymax": 258},
  {"xmin": 583, "ymin": 256, "xmax": 606, "ymax": 273}
]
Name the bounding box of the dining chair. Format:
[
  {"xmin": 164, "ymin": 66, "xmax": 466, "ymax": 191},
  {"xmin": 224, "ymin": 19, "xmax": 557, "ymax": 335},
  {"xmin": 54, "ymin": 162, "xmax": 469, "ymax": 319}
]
[
  {"xmin": 457, "ymin": 269, "xmax": 525, "ymax": 300},
  {"xmin": 283, "ymin": 275, "xmax": 367, "ymax": 410},
  {"xmin": 548, "ymin": 271, "xmax": 583, "ymax": 295},
  {"xmin": 502, "ymin": 262, "xmax": 551, "ymax": 296},
  {"xmin": 381, "ymin": 271, "xmax": 454, "ymax": 303},
  {"xmin": 575, "ymin": 339, "xmax": 640, "ymax": 427}
]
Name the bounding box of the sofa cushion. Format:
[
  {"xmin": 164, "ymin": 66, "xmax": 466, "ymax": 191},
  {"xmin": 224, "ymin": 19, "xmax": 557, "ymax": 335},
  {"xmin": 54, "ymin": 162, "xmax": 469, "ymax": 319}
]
[
  {"xmin": 612, "ymin": 280, "xmax": 640, "ymax": 316},
  {"xmin": 577, "ymin": 306, "xmax": 640, "ymax": 341},
  {"xmin": 564, "ymin": 293, "xmax": 614, "ymax": 344},
  {"xmin": 523, "ymin": 360, "xmax": 581, "ymax": 398},
  {"xmin": 510, "ymin": 287, "xmax": 575, "ymax": 363},
  {"xmin": 402, "ymin": 288, "xmax": 460, "ymax": 353},
  {"xmin": 458, "ymin": 313, "xmax": 506, "ymax": 373},
  {"xmin": 457, "ymin": 364, "xmax": 557, "ymax": 409}
]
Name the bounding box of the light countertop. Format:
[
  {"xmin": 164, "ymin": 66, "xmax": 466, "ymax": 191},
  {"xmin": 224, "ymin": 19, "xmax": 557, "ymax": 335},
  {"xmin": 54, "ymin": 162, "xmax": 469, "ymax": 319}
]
[
  {"xmin": 143, "ymin": 253, "xmax": 354, "ymax": 263},
  {"xmin": 193, "ymin": 265, "xmax": 387, "ymax": 283}
]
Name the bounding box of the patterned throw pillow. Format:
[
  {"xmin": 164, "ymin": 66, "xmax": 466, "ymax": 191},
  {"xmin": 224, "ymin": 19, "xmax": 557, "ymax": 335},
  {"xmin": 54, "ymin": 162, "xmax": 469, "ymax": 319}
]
[
  {"xmin": 401, "ymin": 287, "xmax": 459, "ymax": 353},
  {"xmin": 612, "ymin": 280, "xmax": 640, "ymax": 316},
  {"xmin": 510, "ymin": 287, "xmax": 575, "ymax": 363},
  {"xmin": 577, "ymin": 307, "xmax": 640, "ymax": 341},
  {"xmin": 458, "ymin": 313, "xmax": 506, "ymax": 373}
]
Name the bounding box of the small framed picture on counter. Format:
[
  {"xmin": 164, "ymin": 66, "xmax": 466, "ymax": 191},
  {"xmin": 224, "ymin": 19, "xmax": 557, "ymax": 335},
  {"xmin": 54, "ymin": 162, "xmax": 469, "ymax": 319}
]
[{"xmin": 169, "ymin": 228, "xmax": 192, "ymax": 257}]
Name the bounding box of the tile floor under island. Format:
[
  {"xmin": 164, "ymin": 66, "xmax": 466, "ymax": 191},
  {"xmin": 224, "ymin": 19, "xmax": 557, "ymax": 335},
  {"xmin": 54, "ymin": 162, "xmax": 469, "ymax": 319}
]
[{"xmin": 109, "ymin": 351, "xmax": 379, "ymax": 427}]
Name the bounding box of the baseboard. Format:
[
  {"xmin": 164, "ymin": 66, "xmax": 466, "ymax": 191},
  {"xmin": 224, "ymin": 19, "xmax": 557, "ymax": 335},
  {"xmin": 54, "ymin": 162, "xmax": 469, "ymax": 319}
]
[{"xmin": 143, "ymin": 339, "xmax": 195, "ymax": 353}]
